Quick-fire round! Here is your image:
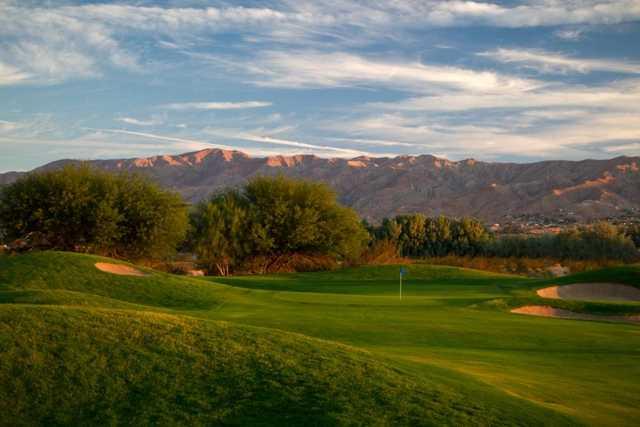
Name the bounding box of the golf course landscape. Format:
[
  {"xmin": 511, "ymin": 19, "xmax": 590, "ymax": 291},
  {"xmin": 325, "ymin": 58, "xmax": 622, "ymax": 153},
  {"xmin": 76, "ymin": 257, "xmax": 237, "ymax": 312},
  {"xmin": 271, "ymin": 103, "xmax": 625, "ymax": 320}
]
[{"xmin": 1, "ymin": 251, "xmax": 639, "ymax": 426}]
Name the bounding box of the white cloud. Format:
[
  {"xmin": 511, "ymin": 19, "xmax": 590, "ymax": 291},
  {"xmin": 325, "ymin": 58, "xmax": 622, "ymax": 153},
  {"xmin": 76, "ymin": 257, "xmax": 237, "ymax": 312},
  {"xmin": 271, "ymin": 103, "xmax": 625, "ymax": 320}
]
[
  {"xmin": 0, "ymin": 120, "xmax": 18, "ymax": 132},
  {"xmin": 162, "ymin": 101, "xmax": 272, "ymax": 111},
  {"xmin": 1, "ymin": 1, "xmax": 639, "ymax": 87},
  {"xmin": 322, "ymin": 111, "xmax": 640, "ymax": 160},
  {"xmin": 116, "ymin": 117, "xmax": 163, "ymax": 127},
  {"xmin": 554, "ymin": 28, "xmax": 585, "ymax": 41},
  {"xmin": 480, "ymin": 48, "xmax": 640, "ymax": 75},
  {"xmin": 605, "ymin": 143, "xmax": 640, "ymax": 153},
  {"xmin": 0, "ymin": 61, "xmax": 31, "ymax": 85},
  {"xmin": 243, "ymin": 51, "xmax": 539, "ymax": 93},
  {"xmin": 81, "ymin": 127, "xmax": 369, "ymax": 158},
  {"xmin": 284, "ymin": 0, "xmax": 640, "ymax": 30},
  {"xmin": 0, "ymin": 3, "xmax": 140, "ymax": 85},
  {"xmin": 324, "ymin": 77, "xmax": 640, "ymax": 160},
  {"xmin": 203, "ymin": 127, "xmax": 369, "ymax": 157},
  {"xmin": 368, "ymin": 79, "xmax": 640, "ymax": 112},
  {"xmin": 82, "ymin": 128, "xmax": 233, "ymax": 150},
  {"xmin": 0, "ymin": 0, "xmax": 640, "ymax": 88}
]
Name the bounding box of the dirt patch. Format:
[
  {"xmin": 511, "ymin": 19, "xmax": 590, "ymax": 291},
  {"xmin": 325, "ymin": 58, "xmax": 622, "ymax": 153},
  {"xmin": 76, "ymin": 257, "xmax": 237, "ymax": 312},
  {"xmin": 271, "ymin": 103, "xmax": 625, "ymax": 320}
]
[
  {"xmin": 537, "ymin": 283, "xmax": 640, "ymax": 302},
  {"xmin": 511, "ymin": 305, "xmax": 639, "ymax": 324},
  {"xmin": 95, "ymin": 262, "xmax": 147, "ymax": 277}
]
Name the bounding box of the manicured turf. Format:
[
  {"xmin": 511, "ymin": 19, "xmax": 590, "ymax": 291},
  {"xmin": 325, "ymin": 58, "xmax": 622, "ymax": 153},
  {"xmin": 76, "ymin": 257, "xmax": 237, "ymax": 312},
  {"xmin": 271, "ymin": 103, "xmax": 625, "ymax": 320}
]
[{"xmin": 1, "ymin": 252, "xmax": 639, "ymax": 426}]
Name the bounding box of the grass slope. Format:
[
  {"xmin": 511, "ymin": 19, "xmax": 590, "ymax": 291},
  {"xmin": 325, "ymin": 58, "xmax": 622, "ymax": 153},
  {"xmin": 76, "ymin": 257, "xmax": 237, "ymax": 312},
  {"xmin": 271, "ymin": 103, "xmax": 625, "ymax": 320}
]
[
  {"xmin": 2, "ymin": 252, "xmax": 639, "ymax": 425},
  {"xmin": 5, "ymin": 305, "xmax": 529, "ymax": 426}
]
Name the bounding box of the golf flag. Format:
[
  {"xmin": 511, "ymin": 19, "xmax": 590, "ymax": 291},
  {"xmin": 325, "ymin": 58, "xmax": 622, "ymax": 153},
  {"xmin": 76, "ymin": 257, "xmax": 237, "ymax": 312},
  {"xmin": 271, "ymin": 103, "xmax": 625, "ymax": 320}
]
[{"xmin": 399, "ymin": 267, "xmax": 407, "ymax": 300}]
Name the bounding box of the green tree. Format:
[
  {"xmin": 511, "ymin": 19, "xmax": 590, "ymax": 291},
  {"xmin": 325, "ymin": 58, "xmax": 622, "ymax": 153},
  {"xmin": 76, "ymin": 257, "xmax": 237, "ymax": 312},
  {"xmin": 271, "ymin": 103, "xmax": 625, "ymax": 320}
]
[
  {"xmin": 189, "ymin": 176, "xmax": 369, "ymax": 274},
  {"xmin": 424, "ymin": 216, "xmax": 453, "ymax": 257},
  {"xmin": 395, "ymin": 214, "xmax": 427, "ymax": 257},
  {"xmin": 625, "ymin": 223, "xmax": 640, "ymax": 248},
  {"xmin": 451, "ymin": 217, "xmax": 492, "ymax": 256},
  {"xmin": 0, "ymin": 165, "xmax": 187, "ymax": 260},
  {"xmin": 189, "ymin": 192, "xmax": 259, "ymax": 276}
]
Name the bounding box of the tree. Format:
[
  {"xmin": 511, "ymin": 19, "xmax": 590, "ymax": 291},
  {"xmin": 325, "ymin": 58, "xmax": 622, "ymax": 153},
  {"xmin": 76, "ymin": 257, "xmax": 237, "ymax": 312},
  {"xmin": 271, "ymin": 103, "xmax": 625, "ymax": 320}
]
[
  {"xmin": 189, "ymin": 192, "xmax": 260, "ymax": 276},
  {"xmin": 450, "ymin": 217, "xmax": 491, "ymax": 256},
  {"xmin": 0, "ymin": 165, "xmax": 188, "ymax": 260},
  {"xmin": 395, "ymin": 214, "xmax": 427, "ymax": 257},
  {"xmin": 625, "ymin": 223, "xmax": 640, "ymax": 248},
  {"xmin": 188, "ymin": 175, "xmax": 369, "ymax": 274}
]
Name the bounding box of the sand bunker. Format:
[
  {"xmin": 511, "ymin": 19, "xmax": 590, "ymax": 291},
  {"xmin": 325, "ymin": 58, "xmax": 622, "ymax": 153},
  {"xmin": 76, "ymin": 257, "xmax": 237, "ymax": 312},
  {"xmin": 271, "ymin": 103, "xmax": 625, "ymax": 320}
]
[
  {"xmin": 537, "ymin": 283, "xmax": 640, "ymax": 302},
  {"xmin": 95, "ymin": 262, "xmax": 147, "ymax": 277},
  {"xmin": 511, "ymin": 305, "xmax": 639, "ymax": 324}
]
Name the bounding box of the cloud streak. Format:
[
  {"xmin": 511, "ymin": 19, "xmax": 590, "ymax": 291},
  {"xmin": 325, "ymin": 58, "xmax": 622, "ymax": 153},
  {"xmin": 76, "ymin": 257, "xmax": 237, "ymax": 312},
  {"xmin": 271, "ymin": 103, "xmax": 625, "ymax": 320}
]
[
  {"xmin": 480, "ymin": 48, "xmax": 640, "ymax": 75},
  {"xmin": 0, "ymin": 62, "xmax": 31, "ymax": 85},
  {"xmin": 116, "ymin": 117, "xmax": 163, "ymax": 126},
  {"xmin": 162, "ymin": 101, "xmax": 272, "ymax": 111},
  {"xmin": 203, "ymin": 128, "xmax": 370, "ymax": 157},
  {"xmin": 241, "ymin": 51, "xmax": 538, "ymax": 93}
]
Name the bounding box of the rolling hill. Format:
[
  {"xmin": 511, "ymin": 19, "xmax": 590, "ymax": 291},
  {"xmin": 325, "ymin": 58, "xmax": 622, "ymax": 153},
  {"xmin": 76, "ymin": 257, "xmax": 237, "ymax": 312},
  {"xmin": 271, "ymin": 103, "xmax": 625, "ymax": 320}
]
[
  {"xmin": 2, "ymin": 149, "xmax": 640, "ymax": 221},
  {"xmin": 2, "ymin": 251, "xmax": 640, "ymax": 425}
]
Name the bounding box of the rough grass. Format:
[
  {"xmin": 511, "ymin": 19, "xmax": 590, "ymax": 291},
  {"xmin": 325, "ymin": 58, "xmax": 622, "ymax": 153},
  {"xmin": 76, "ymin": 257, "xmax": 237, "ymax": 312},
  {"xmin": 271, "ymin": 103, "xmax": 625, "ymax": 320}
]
[{"xmin": 2, "ymin": 251, "xmax": 640, "ymax": 425}]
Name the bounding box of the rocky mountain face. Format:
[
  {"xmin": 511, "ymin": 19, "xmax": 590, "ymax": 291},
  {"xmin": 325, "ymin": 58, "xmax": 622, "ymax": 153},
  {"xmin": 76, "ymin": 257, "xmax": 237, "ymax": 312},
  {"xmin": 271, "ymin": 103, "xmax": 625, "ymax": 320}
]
[{"xmin": 2, "ymin": 148, "xmax": 640, "ymax": 222}]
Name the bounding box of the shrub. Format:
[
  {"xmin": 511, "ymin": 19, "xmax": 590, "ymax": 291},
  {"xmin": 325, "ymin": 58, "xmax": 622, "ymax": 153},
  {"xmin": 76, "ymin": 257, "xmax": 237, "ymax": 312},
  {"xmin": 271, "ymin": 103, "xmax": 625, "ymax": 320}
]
[
  {"xmin": 359, "ymin": 239, "xmax": 406, "ymax": 265},
  {"xmin": 0, "ymin": 165, "xmax": 188, "ymax": 260}
]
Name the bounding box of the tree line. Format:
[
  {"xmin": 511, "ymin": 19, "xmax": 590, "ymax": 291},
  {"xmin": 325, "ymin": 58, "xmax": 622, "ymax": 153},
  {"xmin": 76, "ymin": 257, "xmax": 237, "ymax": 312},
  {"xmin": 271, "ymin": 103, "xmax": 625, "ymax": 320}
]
[
  {"xmin": 1, "ymin": 166, "xmax": 638, "ymax": 274},
  {"xmin": 366, "ymin": 214, "xmax": 639, "ymax": 263}
]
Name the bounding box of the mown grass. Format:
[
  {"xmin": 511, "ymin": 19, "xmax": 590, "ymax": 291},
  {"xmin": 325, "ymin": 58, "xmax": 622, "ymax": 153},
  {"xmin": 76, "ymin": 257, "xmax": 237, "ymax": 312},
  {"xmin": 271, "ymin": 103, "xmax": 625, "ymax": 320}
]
[
  {"xmin": 6, "ymin": 306, "xmax": 556, "ymax": 426},
  {"xmin": 1, "ymin": 252, "xmax": 639, "ymax": 426}
]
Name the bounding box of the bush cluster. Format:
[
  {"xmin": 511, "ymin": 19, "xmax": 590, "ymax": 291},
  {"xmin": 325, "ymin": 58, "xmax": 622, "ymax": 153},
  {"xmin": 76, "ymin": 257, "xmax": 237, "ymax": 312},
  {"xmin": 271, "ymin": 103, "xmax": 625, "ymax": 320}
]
[
  {"xmin": 188, "ymin": 176, "xmax": 369, "ymax": 275},
  {"xmin": 366, "ymin": 214, "xmax": 637, "ymax": 262},
  {"xmin": 368, "ymin": 214, "xmax": 491, "ymax": 258},
  {"xmin": 486, "ymin": 222, "xmax": 638, "ymax": 262},
  {"xmin": 0, "ymin": 165, "xmax": 188, "ymax": 260}
]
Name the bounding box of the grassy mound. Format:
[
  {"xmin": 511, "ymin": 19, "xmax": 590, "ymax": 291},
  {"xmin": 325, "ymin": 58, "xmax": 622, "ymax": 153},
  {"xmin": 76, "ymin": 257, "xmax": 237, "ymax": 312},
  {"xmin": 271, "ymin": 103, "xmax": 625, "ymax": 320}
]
[
  {"xmin": 7, "ymin": 252, "xmax": 640, "ymax": 425},
  {"xmin": 0, "ymin": 251, "xmax": 227, "ymax": 310},
  {"xmin": 0, "ymin": 252, "xmax": 583, "ymax": 426},
  {"xmin": 0, "ymin": 305, "xmax": 575, "ymax": 426}
]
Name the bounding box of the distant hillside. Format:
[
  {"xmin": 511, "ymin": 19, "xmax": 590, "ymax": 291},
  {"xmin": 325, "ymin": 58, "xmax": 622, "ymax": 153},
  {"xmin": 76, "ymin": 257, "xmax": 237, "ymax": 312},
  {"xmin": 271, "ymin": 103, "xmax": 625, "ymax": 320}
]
[{"xmin": 2, "ymin": 149, "xmax": 640, "ymax": 222}]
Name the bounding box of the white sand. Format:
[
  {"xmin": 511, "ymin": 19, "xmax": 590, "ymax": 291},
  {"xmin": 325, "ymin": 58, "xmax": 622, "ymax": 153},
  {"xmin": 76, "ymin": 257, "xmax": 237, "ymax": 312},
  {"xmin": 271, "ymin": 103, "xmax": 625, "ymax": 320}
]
[
  {"xmin": 511, "ymin": 305, "xmax": 639, "ymax": 324},
  {"xmin": 95, "ymin": 262, "xmax": 147, "ymax": 277},
  {"xmin": 537, "ymin": 283, "xmax": 640, "ymax": 302}
]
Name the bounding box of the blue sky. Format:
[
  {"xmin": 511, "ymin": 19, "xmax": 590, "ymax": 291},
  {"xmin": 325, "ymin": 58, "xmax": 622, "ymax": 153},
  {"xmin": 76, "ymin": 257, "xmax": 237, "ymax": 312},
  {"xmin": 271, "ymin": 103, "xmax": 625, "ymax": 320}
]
[{"xmin": 1, "ymin": 0, "xmax": 640, "ymax": 171}]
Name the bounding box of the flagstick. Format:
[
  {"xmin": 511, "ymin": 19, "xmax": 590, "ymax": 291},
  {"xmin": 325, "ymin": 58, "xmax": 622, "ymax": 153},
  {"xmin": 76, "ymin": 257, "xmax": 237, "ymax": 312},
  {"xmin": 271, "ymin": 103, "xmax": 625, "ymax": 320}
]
[{"xmin": 399, "ymin": 271, "xmax": 402, "ymax": 300}]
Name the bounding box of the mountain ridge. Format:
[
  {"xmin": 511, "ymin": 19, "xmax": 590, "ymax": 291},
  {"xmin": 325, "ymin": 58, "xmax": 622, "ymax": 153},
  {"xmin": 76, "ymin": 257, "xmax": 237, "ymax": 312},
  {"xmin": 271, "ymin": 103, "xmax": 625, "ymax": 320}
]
[{"xmin": 2, "ymin": 148, "xmax": 640, "ymax": 222}]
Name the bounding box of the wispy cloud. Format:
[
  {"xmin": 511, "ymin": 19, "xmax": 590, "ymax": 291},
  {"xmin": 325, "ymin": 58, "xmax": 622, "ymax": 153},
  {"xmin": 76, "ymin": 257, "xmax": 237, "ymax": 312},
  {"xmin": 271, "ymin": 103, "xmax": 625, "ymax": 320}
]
[
  {"xmin": 554, "ymin": 28, "xmax": 585, "ymax": 41},
  {"xmin": 82, "ymin": 128, "xmax": 238, "ymax": 152},
  {"xmin": 203, "ymin": 128, "xmax": 369, "ymax": 157},
  {"xmin": 368, "ymin": 79, "xmax": 640, "ymax": 112},
  {"xmin": 0, "ymin": 61, "xmax": 31, "ymax": 85},
  {"xmin": 241, "ymin": 51, "xmax": 538, "ymax": 93},
  {"xmin": 480, "ymin": 48, "xmax": 640, "ymax": 75},
  {"xmin": 162, "ymin": 101, "xmax": 272, "ymax": 111},
  {"xmin": 0, "ymin": 120, "xmax": 18, "ymax": 132},
  {"xmin": 116, "ymin": 117, "xmax": 163, "ymax": 126},
  {"xmin": 0, "ymin": 3, "xmax": 140, "ymax": 85},
  {"xmin": 3, "ymin": 1, "xmax": 638, "ymax": 86}
]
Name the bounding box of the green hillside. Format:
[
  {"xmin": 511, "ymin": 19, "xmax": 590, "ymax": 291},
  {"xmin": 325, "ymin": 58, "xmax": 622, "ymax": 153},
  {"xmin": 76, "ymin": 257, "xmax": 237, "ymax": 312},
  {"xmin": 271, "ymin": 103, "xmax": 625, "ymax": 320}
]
[{"xmin": 2, "ymin": 251, "xmax": 639, "ymax": 425}]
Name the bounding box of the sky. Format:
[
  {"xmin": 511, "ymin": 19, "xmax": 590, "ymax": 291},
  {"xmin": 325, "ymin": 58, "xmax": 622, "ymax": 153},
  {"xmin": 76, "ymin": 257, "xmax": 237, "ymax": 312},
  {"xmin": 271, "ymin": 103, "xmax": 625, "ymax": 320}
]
[{"xmin": 1, "ymin": 0, "xmax": 640, "ymax": 172}]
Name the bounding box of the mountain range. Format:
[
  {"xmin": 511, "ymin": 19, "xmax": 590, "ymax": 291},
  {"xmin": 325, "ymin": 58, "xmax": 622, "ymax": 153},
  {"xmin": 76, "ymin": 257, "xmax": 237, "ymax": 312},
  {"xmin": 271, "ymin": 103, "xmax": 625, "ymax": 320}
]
[{"xmin": 2, "ymin": 149, "xmax": 640, "ymax": 223}]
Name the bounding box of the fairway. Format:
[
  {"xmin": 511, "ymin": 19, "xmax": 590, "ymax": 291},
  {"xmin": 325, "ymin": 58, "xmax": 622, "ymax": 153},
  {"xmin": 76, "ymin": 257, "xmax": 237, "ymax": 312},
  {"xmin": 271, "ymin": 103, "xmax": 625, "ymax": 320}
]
[{"xmin": 1, "ymin": 252, "xmax": 639, "ymax": 425}]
